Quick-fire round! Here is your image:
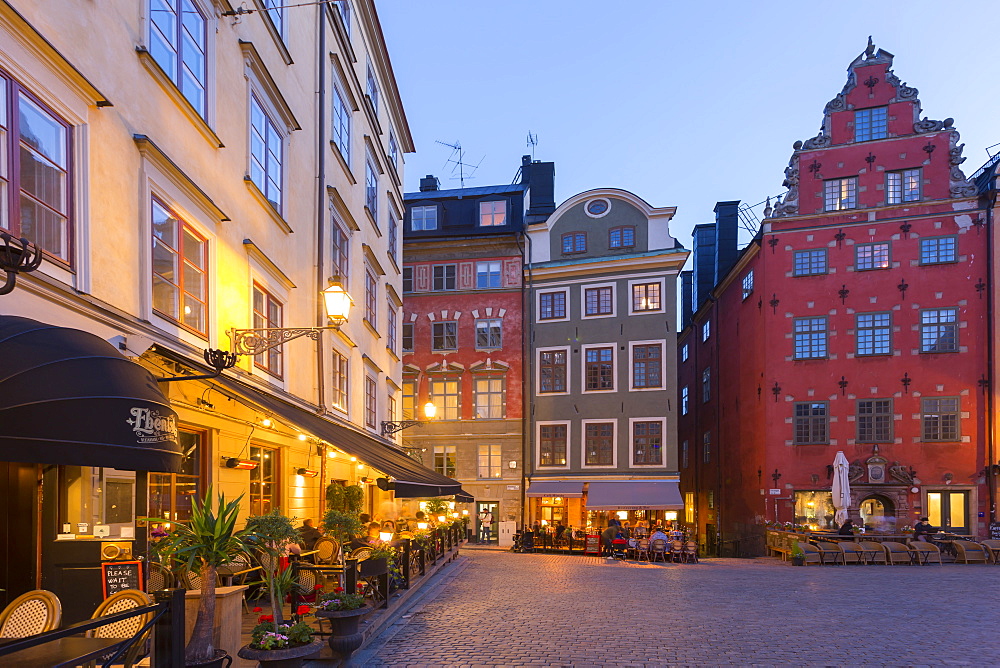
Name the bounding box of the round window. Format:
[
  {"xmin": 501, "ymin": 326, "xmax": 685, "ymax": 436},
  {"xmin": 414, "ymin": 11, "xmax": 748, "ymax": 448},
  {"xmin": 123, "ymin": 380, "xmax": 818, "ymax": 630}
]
[{"xmin": 586, "ymin": 199, "xmax": 609, "ymax": 216}]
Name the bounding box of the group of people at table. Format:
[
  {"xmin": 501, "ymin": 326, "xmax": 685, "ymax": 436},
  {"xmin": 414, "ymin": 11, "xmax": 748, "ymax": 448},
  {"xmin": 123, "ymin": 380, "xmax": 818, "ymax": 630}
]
[
  {"xmin": 291, "ymin": 511, "xmax": 439, "ymax": 557},
  {"xmin": 524, "ymin": 519, "xmax": 686, "ymax": 557}
]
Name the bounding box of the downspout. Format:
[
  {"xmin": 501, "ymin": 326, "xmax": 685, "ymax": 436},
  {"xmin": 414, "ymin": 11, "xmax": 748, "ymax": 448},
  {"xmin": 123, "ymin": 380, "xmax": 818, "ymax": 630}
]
[
  {"xmin": 518, "ymin": 229, "xmax": 532, "ymax": 529},
  {"xmin": 986, "ymin": 185, "xmax": 996, "ymax": 524},
  {"xmin": 316, "ymin": 6, "xmax": 328, "ymax": 513},
  {"xmin": 713, "ymin": 294, "xmax": 722, "ymax": 556}
]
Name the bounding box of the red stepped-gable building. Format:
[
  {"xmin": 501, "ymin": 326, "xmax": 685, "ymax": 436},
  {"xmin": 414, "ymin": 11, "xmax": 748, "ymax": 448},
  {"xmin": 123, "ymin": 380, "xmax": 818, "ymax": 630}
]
[{"xmin": 678, "ymin": 41, "xmax": 990, "ymax": 555}]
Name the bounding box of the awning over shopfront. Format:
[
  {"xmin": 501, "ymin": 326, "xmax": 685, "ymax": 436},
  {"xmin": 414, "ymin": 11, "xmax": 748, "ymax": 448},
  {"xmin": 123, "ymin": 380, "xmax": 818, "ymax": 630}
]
[
  {"xmin": 209, "ymin": 373, "xmax": 463, "ymax": 498},
  {"xmin": 525, "ymin": 481, "xmax": 585, "ymax": 498},
  {"xmin": 585, "ymin": 481, "xmax": 683, "ymax": 510},
  {"xmin": 0, "ymin": 316, "xmax": 183, "ymax": 472},
  {"xmin": 454, "ymin": 489, "xmax": 475, "ymax": 503}
]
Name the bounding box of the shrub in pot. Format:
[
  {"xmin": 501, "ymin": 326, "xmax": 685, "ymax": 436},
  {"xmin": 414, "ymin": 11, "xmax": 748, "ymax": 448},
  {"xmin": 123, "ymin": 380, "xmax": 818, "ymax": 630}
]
[
  {"xmin": 314, "ymin": 587, "xmax": 371, "ymax": 659},
  {"xmin": 238, "ymin": 607, "xmax": 323, "ymax": 668},
  {"xmin": 244, "ymin": 509, "xmax": 300, "ymax": 626}
]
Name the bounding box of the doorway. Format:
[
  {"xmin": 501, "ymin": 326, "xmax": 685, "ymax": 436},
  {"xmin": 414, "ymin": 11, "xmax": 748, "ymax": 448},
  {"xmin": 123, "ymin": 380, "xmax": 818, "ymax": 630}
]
[
  {"xmin": 927, "ymin": 490, "xmax": 970, "ymax": 534},
  {"xmin": 476, "ymin": 502, "xmax": 498, "ymax": 543},
  {"xmin": 859, "ymin": 495, "xmax": 896, "ymax": 532}
]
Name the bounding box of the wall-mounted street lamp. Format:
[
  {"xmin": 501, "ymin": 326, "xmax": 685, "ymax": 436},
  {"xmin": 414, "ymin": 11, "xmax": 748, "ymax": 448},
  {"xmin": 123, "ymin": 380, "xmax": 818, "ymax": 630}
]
[
  {"xmin": 0, "ymin": 232, "xmax": 42, "ymax": 296},
  {"xmin": 228, "ymin": 277, "xmax": 352, "ymax": 356},
  {"xmin": 159, "ymin": 277, "xmax": 352, "ymax": 382},
  {"xmin": 381, "ymin": 401, "xmax": 437, "ymax": 437}
]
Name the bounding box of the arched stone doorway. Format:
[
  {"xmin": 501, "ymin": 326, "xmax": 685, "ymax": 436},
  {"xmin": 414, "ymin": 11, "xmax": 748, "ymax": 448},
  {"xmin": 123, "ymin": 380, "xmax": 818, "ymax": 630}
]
[{"xmin": 859, "ymin": 494, "xmax": 896, "ymax": 532}]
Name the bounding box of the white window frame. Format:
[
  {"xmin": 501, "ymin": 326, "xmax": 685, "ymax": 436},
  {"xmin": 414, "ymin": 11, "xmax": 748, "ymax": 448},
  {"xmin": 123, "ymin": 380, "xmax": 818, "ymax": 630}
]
[
  {"xmin": 477, "ymin": 444, "xmax": 503, "ymax": 479},
  {"xmin": 581, "ymin": 281, "xmax": 617, "ymax": 319},
  {"xmin": 473, "ymin": 376, "xmax": 505, "ymax": 420},
  {"xmin": 628, "ymin": 339, "xmax": 666, "ymax": 392},
  {"xmin": 249, "ymin": 94, "xmax": 284, "ymax": 213},
  {"xmin": 476, "ymin": 261, "xmax": 502, "ymax": 289},
  {"xmin": 331, "ymin": 73, "xmax": 351, "ymax": 167},
  {"xmin": 365, "ymin": 60, "xmax": 379, "ymax": 118},
  {"xmin": 479, "ymin": 200, "xmax": 506, "ymax": 227},
  {"xmin": 581, "ymin": 342, "xmax": 618, "ymax": 394},
  {"xmin": 741, "ymin": 270, "xmax": 754, "ymax": 300},
  {"xmin": 628, "ymin": 277, "xmax": 666, "ymax": 315},
  {"xmin": 702, "ymin": 320, "xmax": 711, "ymax": 342},
  {"xmin": 681, "ymin": 344, "xmax": 689, "ymax": 363},
  {"xmin": 411, "ymin": 205, "xmax": 437, "ymax": 231},
  {"xmin": 629, "ymin": 417, "xmax": 667, "ymax": 468},
  {"xmin": 536, "ymin": 345, "xmax": 571, "ymax": 396},
  {"xmin": 581, "ymin": 418, "xmax": 618, "ymax": 469},
  {"xmin": 536, "ymin": 289, "xmax": 569, "ymax": 323},
  {"xmin": 535, "ymin": 421, "xmax": 571, "ymax": 470}
]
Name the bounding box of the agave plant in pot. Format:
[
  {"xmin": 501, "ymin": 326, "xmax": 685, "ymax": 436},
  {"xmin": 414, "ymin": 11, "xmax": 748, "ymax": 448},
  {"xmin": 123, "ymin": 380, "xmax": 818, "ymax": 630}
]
[{"xmin": 147, "ymin": 487, "xmax": 252, "ymax": 667}]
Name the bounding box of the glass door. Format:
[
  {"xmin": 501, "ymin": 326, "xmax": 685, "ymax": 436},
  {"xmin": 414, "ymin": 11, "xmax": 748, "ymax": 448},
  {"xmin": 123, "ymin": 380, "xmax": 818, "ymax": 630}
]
[{"xmin": 926, "ymin": 491, "xmax": 970, "ymax": 534}]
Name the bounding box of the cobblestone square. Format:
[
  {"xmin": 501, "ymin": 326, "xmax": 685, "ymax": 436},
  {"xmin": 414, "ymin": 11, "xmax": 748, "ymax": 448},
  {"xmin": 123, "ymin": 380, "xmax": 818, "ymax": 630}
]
[{"xmin": 359, "ymin": 550, "xmax": 999, "ymax": 667}]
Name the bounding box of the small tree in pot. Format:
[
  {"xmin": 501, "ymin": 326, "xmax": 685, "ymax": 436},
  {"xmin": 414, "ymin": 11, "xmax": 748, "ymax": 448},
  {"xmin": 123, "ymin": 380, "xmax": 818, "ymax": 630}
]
[
  {"xmin": 323, "ymin": 509, "xmax": 363, "ymax": 550},
  {"xmin": 244, "ymin": 509, "xmax": 300, "ymax": 626},
  {"xmin": 148, "ymin": 488, "xmax": 252, "ymax": 666}
]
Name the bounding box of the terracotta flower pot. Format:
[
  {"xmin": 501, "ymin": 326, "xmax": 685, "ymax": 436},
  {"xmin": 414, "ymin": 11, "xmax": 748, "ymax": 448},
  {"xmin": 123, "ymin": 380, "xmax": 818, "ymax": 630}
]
[
  {"xmin": 237, "ymin": 639, "xmax": 324, "ymax": 668},
  {"xmin": 316, "ymin": 606, "xmax": 373, "ymax": 659}
]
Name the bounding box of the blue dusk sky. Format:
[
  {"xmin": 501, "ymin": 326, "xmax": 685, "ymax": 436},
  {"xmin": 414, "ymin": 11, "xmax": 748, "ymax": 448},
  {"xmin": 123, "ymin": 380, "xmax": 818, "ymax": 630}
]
[{"xmin": 378, "ymin": 0, "xmax": 998, "ymax": 254}]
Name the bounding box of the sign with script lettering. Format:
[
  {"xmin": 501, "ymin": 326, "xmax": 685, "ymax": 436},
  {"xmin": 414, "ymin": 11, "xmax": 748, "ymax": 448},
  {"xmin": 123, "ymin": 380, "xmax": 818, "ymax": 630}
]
[{"xmin": 102, "ymin": 560, "xmax": 143, "ymax": 598}]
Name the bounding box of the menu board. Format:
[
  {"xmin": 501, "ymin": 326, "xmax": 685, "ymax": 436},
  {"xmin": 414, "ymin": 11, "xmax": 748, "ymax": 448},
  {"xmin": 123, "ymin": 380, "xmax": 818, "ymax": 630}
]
[
  {"xmin": 102, "ymin": 560, "xmax": 143, "ymax": 598},
  {"xmin": 990, "ymin": 522, "xmax": 1000, "ymax": 540},
  {"xmin": 584, "ymin": 534, "xmax": 602, "ymax": 555}
]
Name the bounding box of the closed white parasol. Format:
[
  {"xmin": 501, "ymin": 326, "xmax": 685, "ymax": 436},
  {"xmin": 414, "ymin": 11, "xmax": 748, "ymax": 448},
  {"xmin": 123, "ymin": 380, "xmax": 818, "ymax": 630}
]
[{"xmin": 831, "ymin": 451, "xmax": 851, "ymax": 525}]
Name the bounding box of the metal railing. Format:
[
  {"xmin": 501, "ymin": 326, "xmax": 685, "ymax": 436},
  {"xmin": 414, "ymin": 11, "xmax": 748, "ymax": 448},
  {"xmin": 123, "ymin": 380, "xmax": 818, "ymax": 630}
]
[{"xmin": 0, "ymin": 588, "xmax": 185, "ymax": 668}]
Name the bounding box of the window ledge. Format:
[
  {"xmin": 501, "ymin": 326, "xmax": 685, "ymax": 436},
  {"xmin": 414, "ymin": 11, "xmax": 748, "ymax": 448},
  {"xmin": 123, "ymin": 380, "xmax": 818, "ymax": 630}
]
[
  {"xmin": 330, "ymin": 141, "xmax": 356, "ymax": 183},
  {"xmin": 136, "ymin": 47, "xmax": 223, "ymax": 149},
  {"xmin": 365, "ymin": 205, "xmax": 381, "ymax": 235},
  {"xmin": 244, "ymin": 177, "xmax": 293, "ymax": 234},
  {"xmin": 386, "ymin": 347, "xmax": 399, "ymax": 362},
  {"xmin": 363, "ymin": 318, "xmax": 380, "ymax": 339}
]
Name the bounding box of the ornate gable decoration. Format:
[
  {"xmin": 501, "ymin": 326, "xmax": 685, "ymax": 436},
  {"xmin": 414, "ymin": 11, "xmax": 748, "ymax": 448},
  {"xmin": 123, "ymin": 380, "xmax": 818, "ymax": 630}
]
[{"xmin": 770, "ymin": 38, "xmax": 975, "ymax": 218}]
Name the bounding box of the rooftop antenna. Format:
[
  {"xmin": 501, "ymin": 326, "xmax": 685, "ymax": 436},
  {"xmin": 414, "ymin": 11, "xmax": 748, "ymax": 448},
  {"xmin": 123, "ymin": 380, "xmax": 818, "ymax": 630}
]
[
  {"xmin": 526, "ymin": 132, "xmax": 538, "ymax": 160},
  {"xmin": 435, "ymin": 140, "xmax": 483, "ymax": 189}
]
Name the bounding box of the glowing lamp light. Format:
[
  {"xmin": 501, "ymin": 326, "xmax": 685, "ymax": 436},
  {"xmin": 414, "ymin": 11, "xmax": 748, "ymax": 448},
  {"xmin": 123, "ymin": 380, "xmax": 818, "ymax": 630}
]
[
  {"xmin": 225, "ymin": 457, "xmax": 258, "ymax": 470},
  {"xmin": 261, "ymin": 418, "xmax": 273, "ymax": 428},
  {"xmin": 298, "ymin": 434, "xmax": 309, "ymax": 441},
  {"xmin": 417, "ymin": 522, "xmax": 428, "ymax": 530},
  {"xmin": 462, "ymin": 510, "xmax": 469, "ymax": 516},
  {"xmin": 616, "ymin": 511, "xmax": 628, "ymax": 520},
  {"xmin": 296, "ymin": 467, "xmax": 319, "ymax": 478},
  {"xmin": 379, "ymin": 531, "xmax": 394, "ymax": 542},
  {"xmin": 665, "ymin": 511, "xmax": 678, "ymax": 521},
  {"xmin": 423, "ymin": 402, "xmax": 437, "ymax": 419},
  {"xmin": 322, "ymin": 277, "xmax": 352, "ymax": 325},
  {"xmin": 437, "ymin": 515, "xmax": 447, "ymax": 523}
]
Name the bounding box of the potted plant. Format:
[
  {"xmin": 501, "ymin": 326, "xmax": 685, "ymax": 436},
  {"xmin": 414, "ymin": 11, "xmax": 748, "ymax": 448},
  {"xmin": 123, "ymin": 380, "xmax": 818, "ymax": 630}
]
[
  {"xmin": 243, "ymin": 510, "xmax": 300, "ymax": 626},
  {"xmin": 424, "ymin": 498, "xmax": 449, "ymax": 523},
  {"xmin": 238, "ymin": 607, "xmax": 323, "ymax": 668},
  {"xmin": 314, "ymin": 586, "xmax": 372, "ymax": 659},
  {"xmin": 323, "ymin": 509, "xmax": 363, "ymax": 551},
  {"xmin": 147, "ymin": 488, "xmax": 252, "ymax": 667},
  {"xmin": 790, "ymin": 542, "xmax": 805, "ymax": 566},
  {"xmin": 326, "ymin": 482, "xmax": 364, "ymax": 515}
]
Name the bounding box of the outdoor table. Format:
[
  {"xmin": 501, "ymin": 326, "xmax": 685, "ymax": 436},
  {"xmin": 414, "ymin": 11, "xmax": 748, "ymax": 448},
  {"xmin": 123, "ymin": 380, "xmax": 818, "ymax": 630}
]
[
  {"xmin": 2, "ymin": 636, "xmax": 127, "ymax": 667},
  {"xmin": 985, "ymin": 544, "xmax": 1000, "ymax": 564},
  {"xmin": 909, "ymin": 547, "xmax": 934, "ymax": 565},
  {"xmin": 855, "ymin": 545, "xmax": 879, "ymax": 564}
]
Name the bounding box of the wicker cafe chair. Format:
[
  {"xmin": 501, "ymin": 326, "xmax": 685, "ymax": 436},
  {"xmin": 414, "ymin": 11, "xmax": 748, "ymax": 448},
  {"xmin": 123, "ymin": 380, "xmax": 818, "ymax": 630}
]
[
  {"xmin": 314, "ymin": 537, "xmax": 340, "ymax": 565},
  {"xmin": 907, "ymin": 541, "xmax": 943, "ymax": 566},
  {"xmin": 813, "ymin": 541, "xmax": 844, "ymax": 565},
  {"xmin": 0, "ymin": 589, "xmax": 62, "ymax": 638},
  {"xmin": 980, "ymin": 539, "xmax": 1000, "ymax": 564},
  {"xmin": 952, "ymin": 540, "xmax": 989, "ymax": 564},
  {"xmin": 683, "ymin": 541, "xmax": 699, "ymax": 564},
  {"xmin": 669, "ymin": 540, "xmax": 684, "ymax": 563},
  {"xmin": 146, "ymin": 561, "xmax": 173, "ymax": 592},
  {"xmin": 858, "ymin": 541, "xmax": 887, "ymax": 564},
  {"xmin": 635, "ymin": 539, "xmax": 650, "ymax": 562},
  {"xmin": 881, "ymin": 541, "xmax": 914, "ymax": 565},
  {"xmin": 649, "ymin": 539, "xmax": 668, "ymax": 563},
  {"xmin": 837, "ymin": 541, "xmax": 866, "ymax": 564},
  {"xmin": 84, "ymin": 589, "xmax": 154, "ymax": 668},
  {"xmin": 349, "ymin": 547, "xmax": 373, "ymax": 561}
]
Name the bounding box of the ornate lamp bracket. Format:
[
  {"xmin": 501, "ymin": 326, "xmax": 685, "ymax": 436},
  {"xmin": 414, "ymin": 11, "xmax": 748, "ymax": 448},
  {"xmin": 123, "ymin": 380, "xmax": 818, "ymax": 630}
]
[{"xmin": 228, "ymin": 326, "xmax": 339, "ymax": 357}]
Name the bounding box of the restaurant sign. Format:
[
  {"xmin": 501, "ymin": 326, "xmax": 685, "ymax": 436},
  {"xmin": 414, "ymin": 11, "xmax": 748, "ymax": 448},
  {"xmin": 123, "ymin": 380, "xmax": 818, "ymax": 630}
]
[{"xmin": 127, "ymin": 407, "xmax": 178, "ymax": 444}]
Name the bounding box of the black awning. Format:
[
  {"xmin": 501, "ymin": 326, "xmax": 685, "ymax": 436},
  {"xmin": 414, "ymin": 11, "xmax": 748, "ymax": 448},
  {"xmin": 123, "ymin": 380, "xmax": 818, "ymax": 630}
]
[
  {"xmin": 209, "ymin": 373, "xmax": 462, "ymax": 498},
  {"xmin": 454, "ymin": 489, "xmax": 474, "ymax": 503},
  {"xmin": 0, "ymin": 316, "xmax": 182, "ymax": 472}
]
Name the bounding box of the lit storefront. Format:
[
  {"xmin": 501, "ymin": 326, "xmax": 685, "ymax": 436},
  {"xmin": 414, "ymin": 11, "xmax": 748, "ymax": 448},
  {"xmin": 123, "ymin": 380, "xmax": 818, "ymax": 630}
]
[{"xmin": 526, "ymin": 479, "xmax": 683, "ymax": 530}]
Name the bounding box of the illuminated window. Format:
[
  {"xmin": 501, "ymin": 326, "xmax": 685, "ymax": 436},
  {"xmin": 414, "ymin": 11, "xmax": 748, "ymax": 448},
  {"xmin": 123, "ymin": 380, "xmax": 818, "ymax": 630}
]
[
  {"xmin": 149, "ymin": 429, "xmax": 202, "ymax": 522},
  {"xmin": 152, "ymin": 198, "xmax": 207, "ymax": 335},
  {"xmin": 474, "ymin": 377, "xmax": 504, "ymax": 419},
  {"xmin": 477, "ymin": 444, "xmax": 502, "ymax": 479},
  {"xmin": 249, "ymin": 445, "xmax": 278, "ymax": 516},
  {"xmin": 479, "ymin": 201, "xmax": 506, "ymax": 226},
  {"xmin": 632, "ymin": 283, "xmax": 661, "ymax": 312},
  {"xmin": 825, "ymin": 177, "xmax": 857, "ymax": 211},
  {"xmin": 887, "ymin": 168, "xmax": 921, "ymax": 203},
  {"xmin": 430, "ymin": 378, "xmax": 460, "ymax": 420},
  {"xmin": 539, "ymin": 424, "xmax": 567, "ymax": 466},
  {"xmin": 402, "ymin": 380, "xmax": 415, "ymax": 419}
]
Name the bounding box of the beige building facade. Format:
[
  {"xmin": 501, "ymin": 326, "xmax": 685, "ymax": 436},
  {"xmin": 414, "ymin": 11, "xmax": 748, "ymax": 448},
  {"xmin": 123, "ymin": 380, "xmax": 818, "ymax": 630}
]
[{"xmin": 0, "ymin": 0, "xmax": 439, "ymax": 622}]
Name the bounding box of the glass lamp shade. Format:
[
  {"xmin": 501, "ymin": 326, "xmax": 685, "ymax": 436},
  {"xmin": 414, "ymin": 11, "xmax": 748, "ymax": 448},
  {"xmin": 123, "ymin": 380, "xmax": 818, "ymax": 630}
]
[
  {"xmin": 322, "ymin": 280, "xmax": 352, "ymax": 324},
  {"xmin": 437, "ymin": 515, "xmax": 447, "ymax": 523},
  {"xmin": 422, "ymin": 402, "xmax": 437, "ymax": 419},
  {"xmin": 417, "ymin": 522, "xmax": 428, "ymax": 530},
  {"xmin": 379, "ymin": 531, "xmax": 394, "ymax": 542}
]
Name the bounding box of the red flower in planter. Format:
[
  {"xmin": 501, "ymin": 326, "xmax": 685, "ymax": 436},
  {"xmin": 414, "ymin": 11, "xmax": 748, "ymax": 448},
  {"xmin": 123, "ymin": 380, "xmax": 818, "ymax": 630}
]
[
  {"xmin": 258, "ymin": 614, "xmax": 274, "ymax": 623},
  {"xmin": 357, "ymin": 584, "xmax": 365, "ymax": 591},
  {"xmin": 297, "ymin": 605, "xmax": 310, "ymax": 615},
  {"xmin": 334, "ymin": 587, "xmax": 345, "ymax": 593},
  {"xmin": 313, "ymin": 583, "xmax": 324, "ymax": 591},
  {"xmin": 252, "ymin": 607, "xmax": 263, "ymax": 613}
]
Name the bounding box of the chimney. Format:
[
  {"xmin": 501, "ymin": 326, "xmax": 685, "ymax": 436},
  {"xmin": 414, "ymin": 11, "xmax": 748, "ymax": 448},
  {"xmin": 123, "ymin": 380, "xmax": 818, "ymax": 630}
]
[
  {"xmin": 713, "ymin": 200, "xmax": 740, "ymax": 284},
  {"xmin": 692, "ymin": 223, "xmax": 717, "ymax": 310},
  {"xmin": 524, "ymin": 155, "xmax": 556, "ymax": 222},
  {"xmin": 681, "ymin": 270, "xmax": 694, "ymax": 330},
  {"xmin": 419, "ymin": 174, "xmax": 440, "ymax": 192}
]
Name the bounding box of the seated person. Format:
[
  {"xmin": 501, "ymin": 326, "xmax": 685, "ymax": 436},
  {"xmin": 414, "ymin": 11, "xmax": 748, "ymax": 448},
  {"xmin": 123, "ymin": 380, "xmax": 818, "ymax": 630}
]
[
  {"xmin": 554, "ymin": 522, "xmax": 566, "ymax": 541},
  {"xmin": 297, "ymin": 518, "xmax": 322, "ymax": 551},
  {"xmin": 837, "ymin": 519, "xmax": 855, "ymax": 536},
  {"xmin": 633, "ymin": 521, "xmax": 648, "ymax": 538},
  {"xmin": 913, "ymin": 517, "xmax": 937, "ymax": 542},
  {"xmin": 649, "ymin": 526, "xmax": 669, "ymax": 544},
  {"xmin": 414, "ymin": 511, "xmax": 429, "ymax": 527},
  {"xmin": 359, "ymin": 513, "xmax": 371, "ymax": 525}
]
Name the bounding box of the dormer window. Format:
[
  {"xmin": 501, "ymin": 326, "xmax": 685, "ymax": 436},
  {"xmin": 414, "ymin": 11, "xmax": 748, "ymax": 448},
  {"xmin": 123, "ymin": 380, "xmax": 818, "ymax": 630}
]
[
  {"xmin": 609, "ymin": 226, "xmax": 635, "ymax": 249},
  {"xmin": 562, "ymin": 232, "xmax": 586, "ymax": 254},
  {"xmin": 411, "ymin": 205, "xmax": 437, "ymax": 231},
  {"xmin": 854, "ymin": 107, "xmax": 887, "ymax": 142},
  {"xmin": 479, "ymin": 201, "xmax": 506, "ymax": 227}
]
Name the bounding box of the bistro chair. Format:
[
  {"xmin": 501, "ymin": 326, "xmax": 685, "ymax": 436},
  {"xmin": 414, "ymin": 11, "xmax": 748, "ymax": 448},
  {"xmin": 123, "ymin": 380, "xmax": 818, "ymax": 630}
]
[
  {"xmin": 84, "ymin": 589, "xmax": 154, "ymax": 668},
  {"xmin": 181, "ymin": 568, "xmax": 205, "ymax": 590},
  {"xmin": 669, "ymin": 540, "xmax": 684, "ymax": 563},
  {"xmin": 146, "ymin": 561, "xmax": 174, "ymax": 592},
  {"xmin": 349, "ymin": 547, "xmax": 373, "ymax": 561},
  {"xmin": 813, "ymin": 541, "xmax": 844, "ymax": 565},
  {"xmin": 0, "ymin": 589, "xmax": 62, "ymax": 638},
  {"xmin": 881, "ymin": 541, "xmax": 914, "ymax": 565},
  {"xmin": 683, "ymin": 541, "xmax": 699, "ymax": 564},
  {"xmin": 795, "ymin": 542, "xmax": 823, "ymax": 565},
  {"xmin": 837, "ymin": 541, "xmax": 866, "ymax": 565},
  {"xmin": 635, "ymin": 539, "xmax": 650, "ymax": 562},
  {"xmin": 952, "ymin": 540, "xmax": 988, "ymax": 564},
  {"xmin": 858, "ymin": 541, "xmax": 887, "ymax": 564},
  {"xmin": 907, "ymin": 541, "xmax": 943, "ymax": 566},
  {"xmin": 979, "ymin": 539, "xmax": 1000, "ymax": 564},
  {"xmin": 650, "ymin": 539, "xmax": 668, "ymax": 563},
  {"xmin": 314, "ymin": 536, "xmax": 340, "ymax": 565}
]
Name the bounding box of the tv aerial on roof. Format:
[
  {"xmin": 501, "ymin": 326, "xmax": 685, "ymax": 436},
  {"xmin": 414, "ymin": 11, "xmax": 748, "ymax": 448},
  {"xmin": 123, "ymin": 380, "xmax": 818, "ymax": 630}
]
[{"xmin": 435, "ymin": 140, "xmax": 483, "ymax": 190}]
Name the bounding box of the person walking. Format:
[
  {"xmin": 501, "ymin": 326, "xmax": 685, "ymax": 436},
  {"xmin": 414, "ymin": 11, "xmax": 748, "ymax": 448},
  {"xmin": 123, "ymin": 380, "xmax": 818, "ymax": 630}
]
[{"xmin": 478, "ymin": 508, "xmax": 494, "ymax": 543}]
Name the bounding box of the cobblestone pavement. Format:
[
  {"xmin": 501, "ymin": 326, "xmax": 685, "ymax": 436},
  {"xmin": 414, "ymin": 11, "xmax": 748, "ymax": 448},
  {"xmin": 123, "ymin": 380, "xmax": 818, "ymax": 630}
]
[{"xmin": 359, "ymin": 550, "xmax": 999, "ymax": 667}]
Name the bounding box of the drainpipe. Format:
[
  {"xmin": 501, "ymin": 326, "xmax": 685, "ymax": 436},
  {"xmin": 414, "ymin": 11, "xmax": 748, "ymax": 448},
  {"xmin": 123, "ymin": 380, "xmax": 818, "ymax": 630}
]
[
  {"xmin": 517, "ymin": 229, "xmax": 532, "ymax": 530},
  {"xmin": 986, "ymin": 186, "xmax": 997, "ymax": 524},
  {"xmin": 315, "ymin": 7, "xmax": 327, "ymax": 511},
  {"xmin": 713, "ymin": 293, "xmax": 723, "ymax": 556}
]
